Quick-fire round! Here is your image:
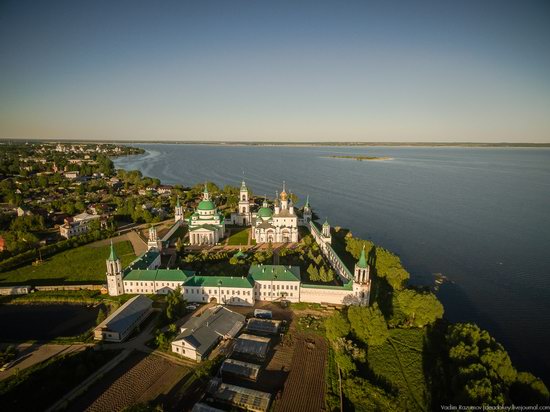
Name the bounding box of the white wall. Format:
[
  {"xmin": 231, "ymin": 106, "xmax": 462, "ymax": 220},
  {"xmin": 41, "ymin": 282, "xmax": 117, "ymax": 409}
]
[
  {"xmin": 171, "ymin": 339, "xmax": 199, "ymax": 361},
  {"xmin": 299, "ymin": 286, "xmax": 352, "ymax": 305},
  {"xmin": 254, "ymin": 280, "xmax": 300, "ymax": 302}
]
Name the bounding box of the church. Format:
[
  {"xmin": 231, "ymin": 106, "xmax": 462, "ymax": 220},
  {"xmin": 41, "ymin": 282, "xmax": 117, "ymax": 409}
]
[
  {"xmin": 187, "ymin": 184, "xmax": 225, "ymax": 245},
  {"xmin": 232, "ymin": 181, "xmax": 310, "ymax": 244}
]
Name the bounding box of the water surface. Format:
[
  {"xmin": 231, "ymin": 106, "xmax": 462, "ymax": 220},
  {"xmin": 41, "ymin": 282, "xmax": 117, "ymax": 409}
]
[{"xmin": 115, "ymin": 144, "xmax": 550, "ymax": 382}]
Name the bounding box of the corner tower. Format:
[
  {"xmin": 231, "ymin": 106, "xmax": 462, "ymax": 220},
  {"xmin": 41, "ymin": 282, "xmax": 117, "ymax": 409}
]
[
  {"xmin": 303, "ymin": 195, "xmax": 312, "ymax": 223},
  {"xmin": 353, "ymin": 246, "xmax": 371, "ymax": 305},
  {"xmin": 174, "ymin": 196, "xmax": 184, "ymax": 223},
  {"xmin": 148, "ymin": 225, "xmax": 162, "ymax": 251},
  {"xmin": 106, "ymin": 241, "xmax": 124, "ymax": 296}
]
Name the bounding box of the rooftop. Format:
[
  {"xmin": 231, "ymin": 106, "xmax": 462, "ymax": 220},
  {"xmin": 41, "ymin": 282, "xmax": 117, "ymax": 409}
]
[
  {"xmin": 124, "ymin": 268, "xmax": 195, "ymax": 282},
  {"xmin": 184, "ymin": 275, "xmax": 254, "ymax": 289},
  {"xmin": 174, "ymin": 306, "xmax": 245, "ymax": 355},
  {"xmin": 248, "ymin": 264, "xmax": 301, "ymax": 282},
  {"xmin": 96, "ymin": 295, "xmax": 153, "ymax": 336},
  {"xmin": 124, "ymin": 250, "xmax": 160, "ymax": 272}
]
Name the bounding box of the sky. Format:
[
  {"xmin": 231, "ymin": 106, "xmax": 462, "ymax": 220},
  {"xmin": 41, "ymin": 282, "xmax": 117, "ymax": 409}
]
[{"xmin": 0, "ymin": 0, "xmax": 549, "ymax": 142}]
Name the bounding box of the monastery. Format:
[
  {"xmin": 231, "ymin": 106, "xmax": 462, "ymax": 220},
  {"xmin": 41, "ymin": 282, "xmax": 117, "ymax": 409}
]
[{"xmin": 106, "ymin": 180, "xmax": 370, "ymax": 306}]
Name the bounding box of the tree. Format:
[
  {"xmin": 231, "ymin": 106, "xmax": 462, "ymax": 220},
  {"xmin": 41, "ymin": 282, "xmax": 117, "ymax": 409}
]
[
  {"xmin": 325, "ymin": 311, "xmax": 350, "ymax": 342},
  {"xmin": 347, "ymin": 304, "xmax": 389, "ymax": 346},
  {"xmin": 391, "ymin": 289, "xmax": 443, "ymax": 327},
  {"xmin": 307, "ymin": 263, "xmax": 319, "ymax": 281},
  {"xmin": 96, "ymin": 307, "xmax": 107, "ymax": 325},
  {"xmin": 511, "ymin": 372, "xmax": 550, "ymax": 405},
  {"xmin": 444, "ymin": 323, "xmax": 543, "ymax": 406}
]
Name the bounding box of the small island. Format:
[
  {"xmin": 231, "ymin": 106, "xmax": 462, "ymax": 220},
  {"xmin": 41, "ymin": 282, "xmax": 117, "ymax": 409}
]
[{"xmin": 325, "ymin": 155, "xmax": 394, "ymax": 161}]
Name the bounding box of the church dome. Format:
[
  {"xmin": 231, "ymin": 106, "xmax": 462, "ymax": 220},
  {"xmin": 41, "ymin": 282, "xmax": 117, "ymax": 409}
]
[
  {"xmin": 257, "ymin": 206, "xmax": 273, "ymax": 219},
  {"xmin": 197, "ymin": 200, "xmax": 215, "ymax": 211}
]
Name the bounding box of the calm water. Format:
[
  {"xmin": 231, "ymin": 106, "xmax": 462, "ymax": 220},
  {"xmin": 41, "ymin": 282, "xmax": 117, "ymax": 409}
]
[
  {"xmin": 0, "ymin": 304, "xmax": 100, "ymax": 340},
  {"xmin": 115, "ymin": 144, "xmax": 550, "ymax": 382}
]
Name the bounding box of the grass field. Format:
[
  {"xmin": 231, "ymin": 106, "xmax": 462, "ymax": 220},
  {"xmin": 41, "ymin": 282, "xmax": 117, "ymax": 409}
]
[
  {"xmin": 367, "ymin": 328, "xmax": 429, "ymax": 411},
  {"xmin": 227, "ymin": 227, "xmax": 249, "ymax": 245},
  {"xmin": 0, "ymin": 240, "xmax": 136, "ymax": 286}
]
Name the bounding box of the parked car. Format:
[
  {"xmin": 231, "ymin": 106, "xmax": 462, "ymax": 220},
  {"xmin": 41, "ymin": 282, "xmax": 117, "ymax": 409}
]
[{"xmin": 186, "ymin": 304, "xmax": 197, "ymax": 311}]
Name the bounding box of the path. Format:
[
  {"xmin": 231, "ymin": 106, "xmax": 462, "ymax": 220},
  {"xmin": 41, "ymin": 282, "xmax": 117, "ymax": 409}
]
[
  {"xmin": 87, "ymin": 231, "xmax": 147, "ymax": 256},
  {"xmin": 0, "ymin": 343, "xmax": 90, "ymax": 381}
]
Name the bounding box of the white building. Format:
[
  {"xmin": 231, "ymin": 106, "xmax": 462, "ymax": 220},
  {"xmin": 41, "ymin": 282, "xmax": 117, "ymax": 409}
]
[
  {"xmin": 94, "ymin": 295, "xmax": 153, "ymax": 342},
  {"xmin": 188, "ymin": 185, "xmax": 225, "ymax": 245},
  {"xmin": 231, "ymin": 180, "xmax": 252, "ymax": 225},
  {"xmin": 251, "ymin": 183, "xmax": 298, "ymax": 244},
  {"xmin": 60, "ymin": 212, "xmax": 102, "ymax": 239},
  {"xmin": 171, "ymin": 306, "xmax": 245, "ymax": 361}
]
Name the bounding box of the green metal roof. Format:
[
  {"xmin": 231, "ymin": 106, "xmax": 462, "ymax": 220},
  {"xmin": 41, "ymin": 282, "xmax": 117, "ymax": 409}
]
[
  {"xmin": 124, "ymin": 269, "xmax": 158, "ymax": 281},
  {"xmin": 257, "ymin": 207, "xmax": 273, "ymax": 219},
  {"xmin": 197, "ymin": 200, "xmax": 216, "ymax": 210},
  {"xmin": 357, "ymin": 246, "xmax": 368, "ymax": 268},
  {"xmin": 185, "ymin": 276, "xmax": 254, "ymax": 288},
  {"xmin": 323, "ymin": 218, "xmax": 329, "ymax": 227},
  {"xmin": 304, "ymin": 195, "xmax": 310, "ymax": 208},
  {"xmin": 248, "ymin": 264, "xmax": 301, "ymax": 282},
  {"xmin": 124, "ymin": 250, "xmax": 160, "ymax": 271},
  {"xmin": 108, "ymin": 240, "xmax": 119, "ymax": 261},
  {"xmin": 124, "ymin": 268, "xmax": 194, "ymax": 282},
  {"xmin": 156, "ymin": 269, "xmax": 195, "ymax": 282}
]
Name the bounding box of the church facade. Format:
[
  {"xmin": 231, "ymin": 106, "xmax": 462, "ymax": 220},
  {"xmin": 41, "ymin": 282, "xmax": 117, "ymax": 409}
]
[
  {"xmin": 187, "ymin": 185, "xmax": 225, "ymax": 245},
  {"xmin": 231, "ymin": 181, "xmax": 301, "ymax": 244}
]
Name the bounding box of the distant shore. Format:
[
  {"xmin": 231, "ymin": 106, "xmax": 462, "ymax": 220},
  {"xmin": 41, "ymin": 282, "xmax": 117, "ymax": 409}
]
[
  {"xmin": 2, "ymin": 138, "xmax": 550, "ymax": 148},
  {"xmin": 324, "ymin": 155, "xmax": 394, "ymax": 161}
]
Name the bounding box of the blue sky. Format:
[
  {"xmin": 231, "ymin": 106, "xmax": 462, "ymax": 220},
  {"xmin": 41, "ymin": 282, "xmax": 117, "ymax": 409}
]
[{"xmin": 1, "ymin": 0, "xmax": 549, "ymax": 142}]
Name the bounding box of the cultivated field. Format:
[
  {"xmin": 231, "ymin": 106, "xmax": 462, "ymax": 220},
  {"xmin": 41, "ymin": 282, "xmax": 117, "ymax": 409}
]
[
  {"xmin": 0, "ymin": 240, "xmax": 136, "ymax": 285},
  {"xmin": 67, "ymin": 352, "xmax": 190, "ymax": 412},
  {"xmin": 274, "ymin": 333, "xmax": 328, "ymax": 412}
]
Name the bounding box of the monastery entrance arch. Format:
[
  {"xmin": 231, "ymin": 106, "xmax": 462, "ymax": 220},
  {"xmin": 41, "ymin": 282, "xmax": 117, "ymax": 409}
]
[{"xmin": 209, "ymin": 297, "xmax": 217, "ymax": 304}]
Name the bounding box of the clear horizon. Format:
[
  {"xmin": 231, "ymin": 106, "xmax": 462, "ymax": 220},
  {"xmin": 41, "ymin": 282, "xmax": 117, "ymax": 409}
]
[{"xmin": 1, "ymin": 0, "xmax": 550, "ymax": 143}]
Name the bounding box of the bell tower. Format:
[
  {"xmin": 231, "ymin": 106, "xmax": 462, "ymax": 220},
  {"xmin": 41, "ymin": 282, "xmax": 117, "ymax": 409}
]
[
  {"xmin": 106, "ymin": 241, "xmax": 124, "ymax": 296},
  {"xmin": 238, "ymin": 180, "xmax": 250, "ymax": 224}
]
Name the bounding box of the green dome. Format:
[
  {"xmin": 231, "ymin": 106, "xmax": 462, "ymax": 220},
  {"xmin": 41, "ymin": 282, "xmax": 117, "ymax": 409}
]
[
  {"xmin": 257, "ymin": 207, "xmax": 273, "ymax": 219},
  {"xmin": 197, "ymin": 200, "xmax": 215, "ymax": 211}
]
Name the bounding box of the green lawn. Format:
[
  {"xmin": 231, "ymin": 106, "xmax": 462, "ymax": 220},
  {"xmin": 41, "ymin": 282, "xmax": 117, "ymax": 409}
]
[
  {"xmin": 0, "ymin": 240, "xmax": 136, "ymax": 286},
  {"xmin": 367, "ymin": 328, "xmax": 429, "ymax": 411},
  {"xmin": 227, "ymin": 227, "xmax": 249, "ymax": 246}
]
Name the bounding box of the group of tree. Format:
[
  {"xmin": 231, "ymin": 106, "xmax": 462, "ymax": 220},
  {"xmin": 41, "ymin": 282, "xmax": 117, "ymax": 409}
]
[
  {"xmin": 345, "ymin": 235, "xmax": 409, "ymax": 290},
  {"xmin": 322, "ymin": 232, "xmax": 549, "ymax": 409},
  {"xmin": 306, "ymin": 263, "xmax": 335, "ymax": 282},
  {"xmin": 443, "ymin": 322, "xmax": 549, "ymax": 406},
  {"xmin": 164, "ymin": 286, "xmax": 186, "ymax": 322},
  {"xmin": 0, "ymin": 224, "xmax": 114, "ymax": 272}
]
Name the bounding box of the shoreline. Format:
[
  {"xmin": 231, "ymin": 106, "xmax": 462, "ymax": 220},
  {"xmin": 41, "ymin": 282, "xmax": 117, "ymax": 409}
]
[{"xmin": 3, "ymin": 138, "xmax": 550, "ymax": 148}]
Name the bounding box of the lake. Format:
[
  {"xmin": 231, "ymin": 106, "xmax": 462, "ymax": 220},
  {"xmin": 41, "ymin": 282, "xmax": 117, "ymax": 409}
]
[
  {"xmin": 0, "ymin": 303, "xmax": 101, "ymax": 340},
  {"xmin": 114, "ymin": 144, "xmax": 550, "ymax": 382}
]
